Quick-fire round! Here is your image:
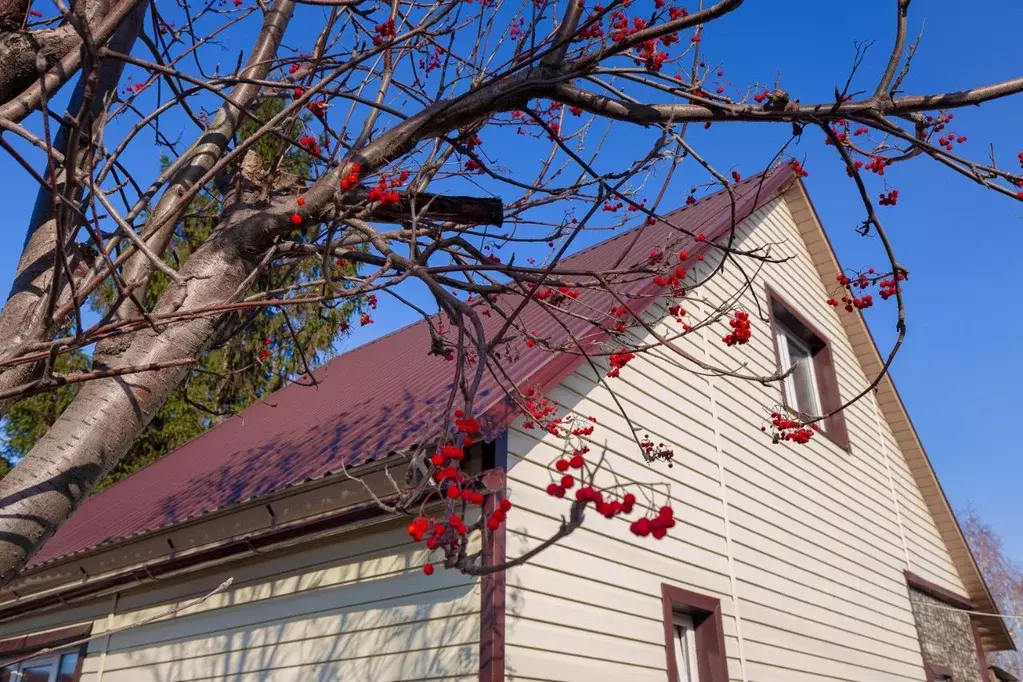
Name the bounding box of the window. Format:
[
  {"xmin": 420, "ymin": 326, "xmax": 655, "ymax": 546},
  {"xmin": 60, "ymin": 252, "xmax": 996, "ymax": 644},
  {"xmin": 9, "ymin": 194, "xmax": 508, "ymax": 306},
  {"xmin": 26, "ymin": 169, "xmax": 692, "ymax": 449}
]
[
  {"xmin": 0, "ymin": 626, "xmax": 89, "ymax": 682},
  {"xmin": 767, "ymin": 288, "xmax": 849, "ymax": 448},
  {"xmin": 672, "ymin": 614, "xmax": 700, "ymax": 682},
  {"xmin": 0, "ymin": 651, "xmax": 80, "ymax": 682},
  {"xmin": 662, "ymin": 584, "xmax": 728, "ymax": 682},
  {"xmin": 775, "ymin": 327, "xmax": 822, "ymax": 421}
]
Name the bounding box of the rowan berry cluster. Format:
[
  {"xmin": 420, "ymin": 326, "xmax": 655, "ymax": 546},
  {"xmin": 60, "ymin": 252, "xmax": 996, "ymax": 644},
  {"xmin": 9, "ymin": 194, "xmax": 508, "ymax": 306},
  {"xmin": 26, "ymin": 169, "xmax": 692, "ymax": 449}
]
[
  {"xmin": 722, "ymin": 311, "xmax": 751, "ymax": 346},
  {"xmin": 373, "ymin": 18, "xmax": 395, "ymax": 46},
  {"xmin": 878, "ymin": 189, "xmax": 899, "ymax": 206},
  {"xmin": 640, "ymin": 434, "xmax": 676, "ymax": 467},
  {"xmin": 607, "ymin": 349, "xmax": 636, "ymax": 378},
  {"xmin": 763, "ymin": 412, "xmax": 819, "ymax": 445}
]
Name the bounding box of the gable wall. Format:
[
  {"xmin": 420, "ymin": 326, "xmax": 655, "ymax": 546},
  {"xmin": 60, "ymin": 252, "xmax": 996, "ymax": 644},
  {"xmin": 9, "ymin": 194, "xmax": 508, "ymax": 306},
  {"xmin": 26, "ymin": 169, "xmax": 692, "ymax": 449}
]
[
  {"xmin": 0, "ymin": 523, "xmax": 480, "ymax": 681},
  {"xmin": 503, "ymin": 194, "xmax": 969, "ymax": 682}
]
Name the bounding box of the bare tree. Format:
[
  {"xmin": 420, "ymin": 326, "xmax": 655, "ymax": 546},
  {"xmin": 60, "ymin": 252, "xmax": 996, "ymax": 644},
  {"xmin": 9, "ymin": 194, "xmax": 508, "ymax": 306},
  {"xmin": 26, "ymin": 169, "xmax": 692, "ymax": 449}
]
[
  {"xmin": 0, "ymin": 0, "xmax": 1020, "ymax": 585},
  {"xmin": 961, "ymin": 505, "xmax": 1023, "ymax": 676}
]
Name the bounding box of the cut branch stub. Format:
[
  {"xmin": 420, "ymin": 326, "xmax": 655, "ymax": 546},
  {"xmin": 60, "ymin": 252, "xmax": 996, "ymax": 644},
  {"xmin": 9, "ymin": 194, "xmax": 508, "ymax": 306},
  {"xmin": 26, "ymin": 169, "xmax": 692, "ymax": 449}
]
[{"xmin": 347, "ymin": 191, "xmax": 504, "ymax": 227}]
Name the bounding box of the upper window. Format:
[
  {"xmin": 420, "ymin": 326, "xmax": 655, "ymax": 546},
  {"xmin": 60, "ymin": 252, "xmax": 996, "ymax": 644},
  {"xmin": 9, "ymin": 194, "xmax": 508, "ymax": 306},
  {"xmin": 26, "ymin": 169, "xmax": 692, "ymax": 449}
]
[
  {"xmin": 775, "ymin": 326, "xmax": 823, "ymax": 421},
  {"xmin": 768, "ymin": 289, "xmax": 849, "ymax": 448}
]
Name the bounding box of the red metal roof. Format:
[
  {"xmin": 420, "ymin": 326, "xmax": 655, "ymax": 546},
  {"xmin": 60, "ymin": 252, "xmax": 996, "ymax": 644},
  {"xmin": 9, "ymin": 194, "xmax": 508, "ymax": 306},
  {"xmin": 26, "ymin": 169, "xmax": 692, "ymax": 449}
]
[{"xmin": 29, "ymin": 165, "xmax": 795, "ymax": 568}]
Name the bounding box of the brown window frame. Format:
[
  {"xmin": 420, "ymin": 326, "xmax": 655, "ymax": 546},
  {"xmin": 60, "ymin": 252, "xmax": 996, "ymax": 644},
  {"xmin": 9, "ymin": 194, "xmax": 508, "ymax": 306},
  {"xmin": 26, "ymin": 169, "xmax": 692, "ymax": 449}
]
[
  {"xmin": 661, "ymin": 583, "xmax": 728, "ymax": 682},
  {"xmin": 0, "ymin": 624, "xmax": 90, "ymax": 682},
  {"xmin": 925, "ymin": 662, "xmax": 954, "ymax": 682},
  {"xmin": 766, "ymin": 286, "xmax": 850, "ymax": 449}
]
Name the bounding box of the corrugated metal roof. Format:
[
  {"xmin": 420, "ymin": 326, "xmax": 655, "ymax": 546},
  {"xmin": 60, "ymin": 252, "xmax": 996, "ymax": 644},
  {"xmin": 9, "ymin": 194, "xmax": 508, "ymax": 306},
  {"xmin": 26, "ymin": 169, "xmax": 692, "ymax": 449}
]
[{"xmin": 28, "ymin": 165, "xmax": 795, "ymax": 568}]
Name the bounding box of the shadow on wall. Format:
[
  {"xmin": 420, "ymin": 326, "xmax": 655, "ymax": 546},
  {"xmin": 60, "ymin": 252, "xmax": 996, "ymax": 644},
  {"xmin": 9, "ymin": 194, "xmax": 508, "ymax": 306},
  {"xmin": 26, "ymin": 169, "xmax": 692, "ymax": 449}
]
[{"xmin": 93, "ymin": 538, "xmax": 482, "ymax": 681}]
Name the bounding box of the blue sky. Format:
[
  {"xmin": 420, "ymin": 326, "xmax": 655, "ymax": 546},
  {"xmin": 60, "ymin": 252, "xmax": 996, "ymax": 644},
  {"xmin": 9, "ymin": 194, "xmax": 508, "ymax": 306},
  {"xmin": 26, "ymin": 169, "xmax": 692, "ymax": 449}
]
[{"xmin": 1, "ymin": 1, "xmax": 1021, "ymax": 558}]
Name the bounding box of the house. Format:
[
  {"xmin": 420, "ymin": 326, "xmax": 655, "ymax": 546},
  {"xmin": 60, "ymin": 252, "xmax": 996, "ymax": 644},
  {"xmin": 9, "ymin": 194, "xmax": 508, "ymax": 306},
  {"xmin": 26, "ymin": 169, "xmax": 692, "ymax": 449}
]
[{"xmin": 0, "ymin": 165, "xmax": 1012, "ymax": 682}]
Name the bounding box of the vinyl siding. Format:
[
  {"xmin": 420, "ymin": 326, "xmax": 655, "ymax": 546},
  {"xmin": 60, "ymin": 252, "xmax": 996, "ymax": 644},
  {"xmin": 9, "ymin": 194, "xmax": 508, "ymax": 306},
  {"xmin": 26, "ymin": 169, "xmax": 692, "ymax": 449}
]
[
  {"xmin": 0, "ymin": 524, "xmax": 480, "ymax": 681},
  {"xmin": 504, "ymin": 195, "xmax": 961, "ymax": 682}
]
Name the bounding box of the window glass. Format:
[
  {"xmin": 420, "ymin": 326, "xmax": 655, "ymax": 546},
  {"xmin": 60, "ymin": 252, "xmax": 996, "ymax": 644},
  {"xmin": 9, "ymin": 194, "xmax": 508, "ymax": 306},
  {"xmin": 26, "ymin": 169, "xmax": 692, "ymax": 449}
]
[
  {"xmin": 777, "ymin": 329, "xmax": 822, "ymax": 421},
  {"xmin": 56, "ymin": 652, "xmax": 79, "ymax": 682},
  {"xmin": 672, "ymin": 614, "xmax": 700, "ymax": 682},
  {"xmin": 20, "ymin": 662, "xmax": 53, "ymax": 682}
]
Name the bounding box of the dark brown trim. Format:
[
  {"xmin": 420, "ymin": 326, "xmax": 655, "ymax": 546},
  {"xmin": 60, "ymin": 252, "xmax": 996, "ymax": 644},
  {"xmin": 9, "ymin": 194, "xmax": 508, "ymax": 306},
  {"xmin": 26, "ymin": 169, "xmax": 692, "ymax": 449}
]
[
  {"xmin": 905, "ymin": 570, "xmax": 975, "ymax": 611},
  {"xmin": 765, "ymin": 285, "xmax": 850, "ymax": 449},
  {"xmin": 661, "ymin": 584, "xmax": 729, "ymax": 682},
  {"xmin": 0, "ymin": 624, "xmax": 91, "ymax": 663},
  {"xmin": 70, "ymin": 642, "xmax": 88, "ymax": 681},
  {"xmin": 971, "ymin": 616, "xmax": 990, "ymax": 682},
  {"xmin": 925, "ymin": 663, "xmax": 953, "ymax": 681},
  {"xmin": 479, "ymin": 431, "xmax": 507, "ymax": 682}
]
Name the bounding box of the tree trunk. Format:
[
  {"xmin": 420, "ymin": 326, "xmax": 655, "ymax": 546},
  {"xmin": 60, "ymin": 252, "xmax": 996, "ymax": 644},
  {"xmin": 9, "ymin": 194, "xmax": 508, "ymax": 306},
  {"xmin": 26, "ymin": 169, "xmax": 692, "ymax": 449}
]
[{"xmin": 0, "ymin": 1, "xmax": 146, "ymax": 418}]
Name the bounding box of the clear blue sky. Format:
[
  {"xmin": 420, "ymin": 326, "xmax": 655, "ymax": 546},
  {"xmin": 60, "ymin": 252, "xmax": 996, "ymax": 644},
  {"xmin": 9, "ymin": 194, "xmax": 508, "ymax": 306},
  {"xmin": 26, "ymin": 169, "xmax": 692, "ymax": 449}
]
[{"xmin": 1, "ymin": 1, "xmax": 1021, "ymax": 558}]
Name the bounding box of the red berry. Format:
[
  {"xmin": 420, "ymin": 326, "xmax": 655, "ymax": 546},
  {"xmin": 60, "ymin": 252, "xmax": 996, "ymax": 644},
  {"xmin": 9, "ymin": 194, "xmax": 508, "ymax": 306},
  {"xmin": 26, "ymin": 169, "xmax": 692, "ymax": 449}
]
[
  {"xmin": 290, "ymin": 214, "xmax": 302, "ymax": 225},
  {"xmin": 423, "ymin": 563, "xmax": 434, "ymax": 575}
]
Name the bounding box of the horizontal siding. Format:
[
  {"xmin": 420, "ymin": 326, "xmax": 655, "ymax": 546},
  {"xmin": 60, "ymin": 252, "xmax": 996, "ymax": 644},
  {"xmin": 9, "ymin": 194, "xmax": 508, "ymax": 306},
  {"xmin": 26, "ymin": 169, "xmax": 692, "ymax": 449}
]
[
  {"xmin": 1, "ymin": 524, "xmax": 480, "ymax": 682},
  {"xmin": 505, "ymin": 196, "xmax": 948, "ymax": 682}
]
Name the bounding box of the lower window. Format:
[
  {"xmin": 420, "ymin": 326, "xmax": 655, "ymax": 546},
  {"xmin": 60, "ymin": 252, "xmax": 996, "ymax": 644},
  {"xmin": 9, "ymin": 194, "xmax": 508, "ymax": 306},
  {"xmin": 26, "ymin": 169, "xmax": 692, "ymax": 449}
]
[
  {"xmin": 672, "ymin": 614, "xmax": 700, "ymax": 681},
  {"xmin": 1, "ymin": 650, "xmax": 80, "ymax": 682},
  {"xmin": 662, "ymin": 584, "xmax": 728, "ymax": 682}
]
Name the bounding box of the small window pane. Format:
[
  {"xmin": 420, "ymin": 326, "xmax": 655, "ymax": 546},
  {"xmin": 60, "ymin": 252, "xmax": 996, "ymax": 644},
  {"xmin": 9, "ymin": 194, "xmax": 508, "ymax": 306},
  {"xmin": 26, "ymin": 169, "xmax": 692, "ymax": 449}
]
[
  {"xmin": 780, "ymin": 332, "xmax": 822, "ymax": 419},
  {"xmin": 19, "ymin": 662, "xmax": 53, "ymax": 682},
  {"xmin": 672, "ymin": 615, "xmax": 700, "ymax": 682},
  {"xmin": 57, "ymin": 652, "xmax": 80, "ymax": 682}
]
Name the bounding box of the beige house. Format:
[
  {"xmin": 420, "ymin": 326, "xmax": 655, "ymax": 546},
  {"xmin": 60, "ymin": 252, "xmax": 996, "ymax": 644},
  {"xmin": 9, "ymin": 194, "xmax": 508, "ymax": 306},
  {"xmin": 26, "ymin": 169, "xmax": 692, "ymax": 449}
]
[{"xmin": 0, "ymin": 166, "xmax": 1012, "ymax": 682}]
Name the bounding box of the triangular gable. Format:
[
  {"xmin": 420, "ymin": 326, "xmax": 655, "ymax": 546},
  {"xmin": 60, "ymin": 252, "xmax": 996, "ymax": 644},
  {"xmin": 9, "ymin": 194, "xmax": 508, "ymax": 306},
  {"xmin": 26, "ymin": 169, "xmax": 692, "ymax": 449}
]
[{"xmin": 780, "ymin": 178, "xmax": 1013, "ymax": 652}]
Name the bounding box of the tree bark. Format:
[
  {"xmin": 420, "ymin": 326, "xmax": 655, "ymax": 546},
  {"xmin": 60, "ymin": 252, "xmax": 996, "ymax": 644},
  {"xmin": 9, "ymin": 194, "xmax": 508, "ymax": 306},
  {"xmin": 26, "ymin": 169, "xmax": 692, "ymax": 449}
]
[
  {"xmin": 0, "ymin": 0, "xmax": 112, "ymax": 106},
  {"xmin": 0, "ymin": 1, "xmax": 146, "ymax": 418}
]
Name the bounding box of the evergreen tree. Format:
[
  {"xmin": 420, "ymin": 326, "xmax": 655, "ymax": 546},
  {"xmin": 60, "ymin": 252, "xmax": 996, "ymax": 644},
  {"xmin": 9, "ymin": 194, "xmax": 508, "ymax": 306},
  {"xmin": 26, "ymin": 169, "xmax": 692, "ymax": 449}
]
[{"xmin": 0, "ymin": 98, "xmax": 359, "ymax": 487}]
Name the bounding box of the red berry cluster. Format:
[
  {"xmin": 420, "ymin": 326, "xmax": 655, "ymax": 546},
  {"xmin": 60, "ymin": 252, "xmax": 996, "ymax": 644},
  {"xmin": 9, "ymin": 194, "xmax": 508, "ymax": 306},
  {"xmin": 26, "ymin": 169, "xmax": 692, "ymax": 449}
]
[
  {"xmin": 731, "ymin": 170, "xmax": 741, "ymax": 183},
  {"xmin": 878, "ymin": 189, "xmax": 899, "ymax": 206},
  {"xmin": 640, "ymin": 434, "xmax": 676, "ymax": 467},
  {"xmin": 487, "ymin": 498, "xmax": 513, "ymax": 531},
  {"xmin": 306, "ymin": 101, "xmax": 328, "ymax": 117},
  {"xmin": 607, "ymin": 349, "xmax": 636, "ymax": 378},
  {"xmin": 935, "ymin": 132, "xmax": 966, "ymax": 150},
  {"xmin": 629, "ymin": 505, "xmax": 675, "ymax": 539},
  {"xmin": 653, "ymin": 265, "xmax": 687, "ymax": 292},
  {"xmin": 864, "ymin": 156, "xmax": 887, "ymax": 176},
  {"xmin": 765, "ymin": 412, "xmax": 818, "ymax": 445},
  {"xmin": 373, "ymin": 18, "xmax": 395, "ymax": 46},
  {"xmin": 340, "ymin": 162, "xmax": 362, "ymax": 190},
  {"xmin": 608, "ymin": 304, "xmax": 632, "ymax": 334},
  {"xmin": 368, "ymin": 170, "xmax": 409, "ymax": 205},
  {"xmin": 533, "ymin": 286, "xmax": 581, "ymax": 305},
  {"xmin": 509, "ymin": 17, "xmax": 525, "ymax": 40},
  {"xmin": 299, "ymin": 135, "xmax": 321, "ymax": 157},
  {"xmin": 878, "ymin": 272, "xmax": 906, "ymax": 300},
  {"xmin": 791, "ymin": 160, "xmax": 809, "ymax": 178},
  {"xmin": 722, "ymin": 311, "xmax": 751, "ymax": 346}
]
